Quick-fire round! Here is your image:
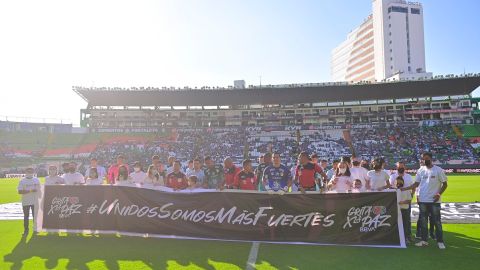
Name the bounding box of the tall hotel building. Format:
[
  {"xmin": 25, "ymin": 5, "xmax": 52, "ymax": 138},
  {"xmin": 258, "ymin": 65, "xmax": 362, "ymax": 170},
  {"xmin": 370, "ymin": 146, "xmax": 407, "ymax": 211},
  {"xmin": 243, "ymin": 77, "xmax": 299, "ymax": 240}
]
[{"xmin": 331, "ymin": 0, "xmax": 432, "ymax": 82}]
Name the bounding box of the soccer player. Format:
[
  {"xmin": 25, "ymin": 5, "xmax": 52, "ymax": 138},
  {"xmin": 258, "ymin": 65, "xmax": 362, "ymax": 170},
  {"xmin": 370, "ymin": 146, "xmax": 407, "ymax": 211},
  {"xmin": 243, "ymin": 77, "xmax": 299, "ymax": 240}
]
[
  {"xmin": 262, "ymin": 153, "xmax": 291, "ymax": 194},
  {"xmin": 107, "ymin": 155, "xmax": 129, "ymax": 184},
  {"xmin": 327, "ymin": 161, "xmax": 353, "ymax": 192},
  {"xmin": 367, "ymin": 158, "xmax": 390, "ymax": 191},
  {"xmin": 402, "ymin": 152, "xmax": 448, "ymax": 249},
  {"xmin": 17, "ymin": 167, "xmax": 40, "ymax": 236},
  {"xmin": 62, "ymin": 162, "xmax": 84, "ymax": 185},
  {"xmin": 166, "ymin": 161, "xmax": 188, "ymax": 191},
  {"xmin": 223, "ymin": 157, "xmax": 241, "ymax": 189},
  {"xmin": 234, "ymin": 159, "xmax": 257, "ymax": 190},
  {"xmin": 44, "ymin": 165, "xmax": 65, "ymax": 185},
  {"xmin": 204, "ymin": 156, "xmax": 224, "ymax": 189},
  {"xmin": 129, "ymin": 161, "xmax": 147, "ymax": 185},
  {"xmin": 295, "ymin": 152, "xmax": 326, "ymax": 193},
  {"xmin": 255, "ymin": 153, "xmax": 272, "ymax": 191},
  {"xmin": 84, "ymin": 157, "xmax": 106, "ymax": 182}
]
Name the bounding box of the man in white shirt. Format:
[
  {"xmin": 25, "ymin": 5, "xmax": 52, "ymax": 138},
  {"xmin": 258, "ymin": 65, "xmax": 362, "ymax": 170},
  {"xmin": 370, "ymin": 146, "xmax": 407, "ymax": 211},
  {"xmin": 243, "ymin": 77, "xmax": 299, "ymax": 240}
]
[
  {"xmin": 402, "ymin": 152, "xmax": 448, "ymax": 249},
  {"xmin": 84, "ymin": 158, "xmax": 106, "ymax": 182},
  {"xmin": 62, "ymin": 162, "xmax": 85, "ymax": 185},
  {"xmin": 17, "ymin": 167, "xmax": 41, "ymax": 236},
  {"xmin": 350, "ymin": 158, "xmax": 371, "ymax": 190},
  {"xmin": 45, "ymin": 165, "xmax": 65, "ymax": 185}
]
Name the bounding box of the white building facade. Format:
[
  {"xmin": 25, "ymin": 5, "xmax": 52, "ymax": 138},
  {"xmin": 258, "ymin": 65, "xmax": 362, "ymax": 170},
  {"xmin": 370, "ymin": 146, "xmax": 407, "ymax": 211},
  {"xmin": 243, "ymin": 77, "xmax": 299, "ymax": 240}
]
[{"xmin": 332, "ymin": 0, "xmax": 432, "ymax": 82}]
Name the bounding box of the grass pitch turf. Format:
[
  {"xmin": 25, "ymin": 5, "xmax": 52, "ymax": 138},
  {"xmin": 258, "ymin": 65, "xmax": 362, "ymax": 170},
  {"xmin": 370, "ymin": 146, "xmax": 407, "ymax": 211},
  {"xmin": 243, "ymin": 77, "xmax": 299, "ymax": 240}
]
[{"xmin": 0, "ymin": 220, "xmax": 478, "ymax": 270}]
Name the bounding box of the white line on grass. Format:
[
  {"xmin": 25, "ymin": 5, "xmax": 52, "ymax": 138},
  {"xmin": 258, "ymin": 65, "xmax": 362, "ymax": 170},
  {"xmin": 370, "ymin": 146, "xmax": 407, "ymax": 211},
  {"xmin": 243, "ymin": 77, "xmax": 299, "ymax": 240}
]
[{"xmin": 246, "ymin": 242, "xmax": 260, "ymax": 270}]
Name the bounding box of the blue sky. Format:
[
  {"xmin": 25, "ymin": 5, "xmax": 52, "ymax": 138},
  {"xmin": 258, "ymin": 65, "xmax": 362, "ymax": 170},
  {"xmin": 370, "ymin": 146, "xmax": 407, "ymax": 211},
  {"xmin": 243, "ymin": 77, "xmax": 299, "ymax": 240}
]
[{"xmin": 0, "ymin": 0, "xmax": 479, "ymax": 126}]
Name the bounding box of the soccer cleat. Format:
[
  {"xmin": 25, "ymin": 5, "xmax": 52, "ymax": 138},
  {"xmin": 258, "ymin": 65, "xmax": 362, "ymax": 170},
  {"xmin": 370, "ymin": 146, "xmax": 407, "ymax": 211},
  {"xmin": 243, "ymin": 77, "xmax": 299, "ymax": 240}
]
[
  {"xmin": 415, "ymin": 241, "xmax": 429, "ymax": 247},
  {"xmin": 437, "ymin": 242, "xmax": 446, "ymax": 249}
]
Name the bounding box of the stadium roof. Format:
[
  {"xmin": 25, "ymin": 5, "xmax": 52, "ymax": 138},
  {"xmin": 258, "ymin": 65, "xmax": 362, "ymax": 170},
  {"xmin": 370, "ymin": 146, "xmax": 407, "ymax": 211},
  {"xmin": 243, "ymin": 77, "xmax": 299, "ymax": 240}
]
[{"xmin": 74, "ymin": 76, "xmax": 480, "ymax": 107}]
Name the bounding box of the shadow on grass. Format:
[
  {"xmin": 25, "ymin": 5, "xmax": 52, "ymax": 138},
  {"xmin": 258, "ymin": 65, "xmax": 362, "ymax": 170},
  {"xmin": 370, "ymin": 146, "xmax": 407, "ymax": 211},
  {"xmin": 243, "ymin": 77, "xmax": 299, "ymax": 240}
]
[
  {"xmin": 254, "ymin": 228, "xmax": 480, "ymax": 270},
  {"xmin": 3, "ymin": 233, "xmax": 250, "ymax": 270}
]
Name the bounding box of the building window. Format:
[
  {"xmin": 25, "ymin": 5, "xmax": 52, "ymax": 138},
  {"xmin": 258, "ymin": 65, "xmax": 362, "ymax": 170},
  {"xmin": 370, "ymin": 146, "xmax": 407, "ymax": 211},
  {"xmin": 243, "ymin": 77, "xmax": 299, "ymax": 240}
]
[
  {"xmin": 389, "ymin": 32, "xmax": 392, "ymax": 36},
  {"xmin": 389, "ymin": 6, "xmax": 408, "ymax": 13},
  {"xmin": 390, "ymin": 57, "xmax": 393, "ymax": 61},
  {"xmin": 389, "ymin": 24, "xmax": 391, "ymax": 28},
  {"xmin": 408, "ymin": 66, "xmax": 411, "ymax": 72},
  {"xmin": 411, "ymin": 8, "xmax": 421, "ymax": 14},
  {"xmin": 391, "ymin": 66, "xmax": 394, "ymax": 70}
]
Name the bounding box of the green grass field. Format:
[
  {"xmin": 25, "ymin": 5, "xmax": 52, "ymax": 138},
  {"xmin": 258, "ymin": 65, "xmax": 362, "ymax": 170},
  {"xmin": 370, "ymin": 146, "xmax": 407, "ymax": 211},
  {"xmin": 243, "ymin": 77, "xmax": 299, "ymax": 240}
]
[
  {"xmin": 0, "ymin": 220, "xmax": 478, "ymax": 270},
  {"xmin": 0, "ymin": 175, "xmax": 479, "ymax": 269},
  {"xmin": 1, "ymin": 175, "xmax": 479, "ymax": 205}
]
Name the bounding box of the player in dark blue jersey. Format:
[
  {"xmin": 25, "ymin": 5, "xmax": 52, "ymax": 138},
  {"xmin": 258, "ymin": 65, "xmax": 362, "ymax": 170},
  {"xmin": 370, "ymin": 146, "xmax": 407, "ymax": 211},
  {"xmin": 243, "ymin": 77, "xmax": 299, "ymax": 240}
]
[{"xmin": 262, "ymin": 152, "xmax": 292, "ymax": 194}]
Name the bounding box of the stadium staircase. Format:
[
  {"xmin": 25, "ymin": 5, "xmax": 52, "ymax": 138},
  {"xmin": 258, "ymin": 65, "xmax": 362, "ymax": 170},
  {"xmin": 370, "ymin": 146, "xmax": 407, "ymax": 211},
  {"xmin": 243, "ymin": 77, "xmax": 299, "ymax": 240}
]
[{"xmin": 452, "ymin": 125, "xmax": 464, "ymax": 138}]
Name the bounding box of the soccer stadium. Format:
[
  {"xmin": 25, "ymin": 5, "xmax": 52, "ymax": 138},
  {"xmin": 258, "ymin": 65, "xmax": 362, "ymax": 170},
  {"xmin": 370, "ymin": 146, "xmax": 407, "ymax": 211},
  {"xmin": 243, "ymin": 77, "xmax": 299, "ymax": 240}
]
[{"xmin": 1, "ymin": 0, "xmax": 480, "ymax": 270}]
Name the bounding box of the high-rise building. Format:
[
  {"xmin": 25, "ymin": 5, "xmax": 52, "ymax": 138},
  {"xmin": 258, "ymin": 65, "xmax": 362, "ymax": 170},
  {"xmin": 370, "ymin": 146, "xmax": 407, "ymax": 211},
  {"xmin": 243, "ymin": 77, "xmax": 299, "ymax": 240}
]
[{"xmin": 331, "ymin": 0, "xmax": 432, "ymax": 83}]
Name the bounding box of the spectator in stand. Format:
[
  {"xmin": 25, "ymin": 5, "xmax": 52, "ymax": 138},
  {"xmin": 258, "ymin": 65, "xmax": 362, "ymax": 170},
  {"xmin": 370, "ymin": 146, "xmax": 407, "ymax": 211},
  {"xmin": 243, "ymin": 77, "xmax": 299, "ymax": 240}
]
[
  {"xmin": 255, "ymin": 153, "xmax": 272, "ymax": 191},
  {"xmin": 403, "ymin": 152, "xmax": 448, "ymax": 249},
  {"xmin": 263, "ymin": 152, "xmax": 291, "ymax": 194},
  {"xmin": 295, "ymin": 151, "xmax": 326, "ymax": 193},
  {"xmin": 85, "ymin": 167, "xmax": 103, "ymax": 185},
  {"xmin": 204, "ymin": 156, "xmax": 224, "ymax": 189},
  {"xmin": 44, "ymin": 165, "xmax": 65, "ymax": 185},
  {"xmin": 17, "ymin": 167, "xmax": 40, "ymax": 236},
  {"xmin": 223, "ymin": 157, "xmax": 240, "ymax": 189},
  {"xmin": 63, "ymin": 162, "xmax": 84, "ymax": 185},
  {"xmin": 350, "ymin": 158, "xmax": 370, "ymax": 190},
  {"xmin": 166, "ymin": 161, "xmax": 188, "ymax": 191},
  {"xmin": 328, "ymin": 161, "xmax": 353, "ymax": 192},
  {"xmin": 130, "ymin": 161, "xmax": 147, "ymax": 185},
  {"xmin": 85, "ymin": 158, "xmax": 106, "ymax": 182},
  {"xmin": 310, "ymin": 153, "xmax": 319, "ymax": 164},
  {"xmin": 234, "ymin": 159, "xmax": 257, "ymax": 190},
  {"xmin": 107, "ymin": 155, "xmax": 129, "ymax": 184},
  {"xmin": 367, "ymin": 158, "xmax": 390, "ymax": 191}
]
